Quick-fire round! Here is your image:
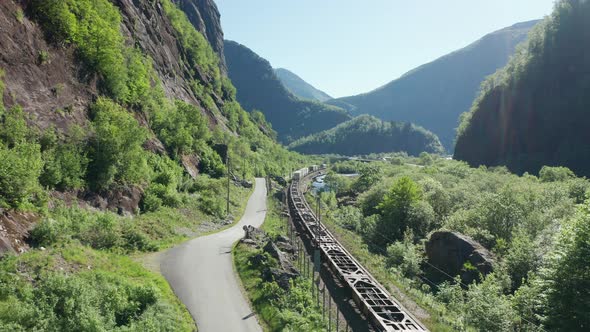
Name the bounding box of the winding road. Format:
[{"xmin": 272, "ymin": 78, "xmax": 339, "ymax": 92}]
[{"xmin": 161, "ymin": 178, "xmax": 266, "ymax": 332}]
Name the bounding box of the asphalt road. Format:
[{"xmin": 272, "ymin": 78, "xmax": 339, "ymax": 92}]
[{"xmin": 161, "ymin": 178, "xmax": 266, "ymax": 332}]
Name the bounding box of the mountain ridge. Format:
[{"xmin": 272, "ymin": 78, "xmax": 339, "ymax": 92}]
[
  {"xmin": 274, "ymin": 67, "xmax": 332, "ymax": 102},
  {"xmin": 224, "ymin": 40, "xmax": 351, "ymax": 143},
  {"xmin": 327, "ymin": 20, "xmax": 540, "ymax": 150}
]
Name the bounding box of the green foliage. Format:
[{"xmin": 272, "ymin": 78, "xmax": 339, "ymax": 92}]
[
  {"xmin": 334, "ymin": 205, "xmax": 363, "ymax": 231},
  {"xmin": 0, "ymin": 106, "xmax": 43, "ymax": 209},
  {"xmin": 161, "ymin": 0, "xmax": 221, "ymax": 94},
  {"xmin": 0, "ymin": 142, "xmax": 43, "ymax": 209},
  {"xmin": 504, "ymin": 230, "xmax": 539, "ymax": 291},
  {"xmin": 542, "ymin": 201, "xmax": 590, "ymax": 330},
  {"xmin": 0, "ymin": 246, "xmax": 193, "ymax": 331},
  {"xmin": 463, "ymin": 274, "xmax": 515, "ymax": 331},
  {"xmin": 31, "ymin": 0, "xmax": 152, "ymax": 103},
  {"xmin": 289, "ymin": 115, "xmax": 445, "ymax": 156},
  {"xmin": 376, "ymin": 176, "xmax": 424, "ymax": 244},
  {"xmin": 319, "ymin": 155, "xmax": 587, "ymax": 330},
  {"xmin": 539, "ymin": 165, "xmax": 575, "ymax": 182},
  {"xmin": 88, "ymin": 98, "xmax": 149, "ymax": 189},
  {"xmin": 455, "ymin": 0, "xmax": 590, "ymax": 177},
  {"xmin": 322, "ymin": 171, "xmax": 351, "ymax": 195},
  {"xmin": 39, "ymin": 126, "xmax": 88, "ymax": 190},
  {"xmin": 15, "ymin": 8, "xmax": 24, "ymax": 23},
  {"xmin": 386, "ymin": 232, "xmax": 423, "ymax": 279},
  {"xmin": 234, "ymin": 244, "xmax": 326, "ymax": 332},
  {"xmin": 141, "ymin": 155, "xmax": 183, "ymax": 212},
  {"xmin": 353, "ymin": 164, "xmax": 382, "ymax": 192},
  {"xmin": 152, "ymin": 99, "xmax": 211, "ymax": 155}
]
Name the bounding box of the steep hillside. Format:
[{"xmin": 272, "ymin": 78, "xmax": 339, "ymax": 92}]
[
  {"xmin": 274, "ymin": 68, "xmax": 332, "ymax": 102},
  {"xmin": 288, "ymin": 114, "xmax": 444, "ymax": 156},
  {"xmin": 224, "ymin": 40, "xmax": 351, "ymax": 143},
  {"xmin": 0, "ymin": 1, "xmax": 305, "ymax": 330},
  {"xmin": 455, "ymin": 0, "xmax": 590, "ymax": 177},
  {"xmin": 328, "ymin": 20, "xmax": 539, "ymax": 150},
  {"xmin": 172, "ymin": 0, "xmax": 227, "ymax": 74}
]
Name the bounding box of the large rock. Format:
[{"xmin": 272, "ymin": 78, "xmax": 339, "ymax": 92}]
[
  {"xmin": 262, "ymin": 240, "xmax": 299, "ymax": 290},
  {"xmin": 0, "ymin": 211, "xmax": 39, "ymax": 257},
  {"xmin": 425, "ymin": 231, "xmax": 494, "ymax": 284}
]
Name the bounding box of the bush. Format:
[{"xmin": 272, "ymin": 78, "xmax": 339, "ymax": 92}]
[
  {"xmin": 88, "ymin": 98, "xmax": 149, "ymax": 189},
  {"xmin": 0, "ymin": 143, "xmax": 43, "ymax": 209},
  {"xmin": 334, "ymin": 206, "xmax": 363, "ymax": 231},
  {"xmin": 39, "ymin": 126, "xmax": 88, "ymax": 190},
  {"xmin": 539, "ymin": 166, "xmax": 575, "ymax": 182},
  {"xmin": 375, "ymin": 176, "xmax": 423, "ymax": 244},
  {"xmin": 385, "ymin": 232, "xmax": 423, "ymax": 279}
]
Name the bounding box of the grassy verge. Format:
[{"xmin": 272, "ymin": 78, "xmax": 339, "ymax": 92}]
[
  {"xmin": 0, "ymin": 180, "xmax": 254, "ymax": 331},
  {"xmin": 233, "ymin": 189, "xmax": 327, "ymax": 332}
]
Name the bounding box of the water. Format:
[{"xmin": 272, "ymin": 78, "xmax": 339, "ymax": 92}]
[
  {"xmin": 311, "ymin": 173, "xmax": 359, "ymax": 193},
  {"xmin": 311, "ymin": 174, "xmax": 326, "ymax": 193}
]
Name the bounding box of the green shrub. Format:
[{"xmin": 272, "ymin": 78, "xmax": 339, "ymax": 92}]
[
  {"xmin": 31, "ymin": 0, "xmax": 153, "ymax": 103},
  {"xmin": 539, "ymin": 166, "xmax": 575, "ymax": 182},
  {"xmin": 39, "ymin": 126, "xmax": 88, "ymax": 190},
  {"xmin": 375, "ymin": 176, "xmax": 423, "ymax": 244},
  {"xmin": 0, "ymin": 143, "xmax": 43, "ymax": 209},
  {"xmin": 88, "ymin": 98, "xmax": 149, "ymax": 189}
]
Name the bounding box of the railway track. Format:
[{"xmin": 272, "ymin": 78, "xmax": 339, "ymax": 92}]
[{"xmin": 288, "ymin": 167, "xmax": 427, "ymax": 332}]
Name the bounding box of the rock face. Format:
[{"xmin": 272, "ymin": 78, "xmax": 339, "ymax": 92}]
[
  {"xmin": 0, "ymin": 211, "xmax": 39, "ymax": 257},
  {"xmin": 242, "ymin": 225, "xmax": 300, "ymax": 290},
  {"xmin": 425, "ymin": 231, "xmax": 494, "ymax": 284},
  {"xmin": 172, "ymin": 0, "xmax": 226, "ymax": 75}
]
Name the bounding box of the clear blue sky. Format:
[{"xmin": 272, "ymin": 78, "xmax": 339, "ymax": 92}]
[{"xmin": 216, "ymin": 1, "xmax": 556, "ymax": 98}]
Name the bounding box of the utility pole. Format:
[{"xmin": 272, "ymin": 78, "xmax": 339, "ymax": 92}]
[{"xmin": 226, "ymin": 152, "xmax": 230, "ymax": 217}]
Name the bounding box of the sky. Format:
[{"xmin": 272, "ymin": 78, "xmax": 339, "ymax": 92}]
[{"xmin": 215, "ymin": 0, "xmax": 556, "ymax": 98}]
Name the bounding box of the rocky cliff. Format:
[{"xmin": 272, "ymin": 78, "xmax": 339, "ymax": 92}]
[
  {"xmin": 172, "ymin": 0, "xmax": 226, "ymax": 74},
  {"xmin": 2, "ymin": 0, "xmax": 228, "ymax": 131}
]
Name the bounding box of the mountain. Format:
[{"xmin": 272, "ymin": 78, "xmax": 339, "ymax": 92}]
[
  {"xmin": 224, "ymin": 40, "xmax": 351, "ymax": 143},
  {"xmin": 327, "ymin": 20, "xmax": 539, "ymax": 150},
  {"xmin": 0, "ymin": 0, "xmax": 300, "ymax": 249},
  {"xmin": 0, "ymin": 0, "xmax": 306, "ymax": 330},
  {"xmin": 274, "ymin": 68, "xmax": 332, "ymax": 102},
  {"xmin": 172, "ymin": 0, "xmax": 227, "ymax": 74},
  {"xmin": 288, "ymin": 114, "xmax": 444, "ymax": 156},
  {"xmin": 454, "ymin": 0, "xmax": 590, "ymax": 177}
]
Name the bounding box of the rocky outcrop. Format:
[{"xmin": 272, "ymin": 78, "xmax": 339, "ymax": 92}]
[
  {"xmin": 242, "ymin": 225, "xmax": 300, "ymax": 290},
  {"xmin": 82, "ymin": 186, "xmax": 143, "ymax": 216},
  {"xmin": 1, "ymin": 0, "xmax": 95, "ymax": 133},
  {"xmin": 172, "ymin": 0, "xmax": 226, "ymax": 75},
  {"xmin": 425, "ymin": 231, "xmax": 494, "ymax": 284},
  {"xmin": 0, "ymin": 211, "xmax": 39, "ymax": 256}
]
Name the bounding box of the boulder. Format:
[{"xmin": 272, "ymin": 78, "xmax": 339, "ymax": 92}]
[
  {"xmin": 242, "ymin": 225, "xmax": 266, "ymax": 244},
  {"xmin": 425, "ymin": 231, "xmax": 494, "ymax": 284}
]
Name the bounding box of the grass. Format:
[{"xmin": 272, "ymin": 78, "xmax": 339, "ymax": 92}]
[
  {"xmin": 0, "ymin": 180, "xmax": 255, "ymax": 331},
  {"xmin": 233, "ymin": 188, "xmax": 327, "ymax": 332}
]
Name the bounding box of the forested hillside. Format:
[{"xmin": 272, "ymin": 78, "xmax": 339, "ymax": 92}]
[
  {"xmin": 455, "ymin": 0, "xmax": 590, "ymax": 177},
  {"xmin": 274, "ymin": 68, "xmax": 332, "ymax": 102},
  {"xmin": 328, "ymin": 20, "xmax": 538, "ymax": 150},
  {"xmin": 224, "ymin": 40, "xmax": 351, "ymax": 143},
  {"xmin": 0, "ymin": 0, "xmax": 305, "ymax": 330},
  {"xmin": 288, "ymin": 115, "xmax": 444, "ymax": 156},
  {"xmin": 320, "ymin": 156, "xmax": 590, "ymax": 331}
]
